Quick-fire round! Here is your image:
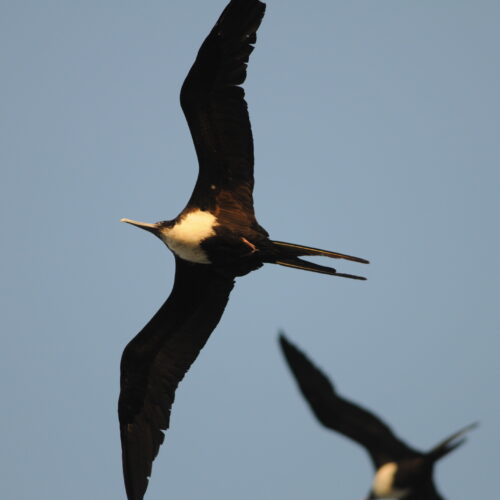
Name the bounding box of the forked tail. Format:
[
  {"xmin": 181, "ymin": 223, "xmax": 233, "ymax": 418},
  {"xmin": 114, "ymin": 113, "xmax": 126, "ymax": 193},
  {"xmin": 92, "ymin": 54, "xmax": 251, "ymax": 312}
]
[
  {"xmin": 271, "ymin": 240, "xmax": 368, "ymax": 280},
  {"xmin": 428, "ymin": 422, "xmax": 478, "ymax": 462}
]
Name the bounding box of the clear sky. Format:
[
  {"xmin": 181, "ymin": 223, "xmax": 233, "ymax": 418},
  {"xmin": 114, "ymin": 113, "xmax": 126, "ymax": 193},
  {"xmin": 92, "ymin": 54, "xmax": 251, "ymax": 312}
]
[{"xmin": 1, "ymin": 1, "xmax": 499, "ymax": 499}]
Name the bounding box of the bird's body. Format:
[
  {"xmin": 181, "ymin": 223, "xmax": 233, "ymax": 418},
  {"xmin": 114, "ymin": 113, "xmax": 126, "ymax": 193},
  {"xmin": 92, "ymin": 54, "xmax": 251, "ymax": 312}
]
[
  {"xmin": 118, "ymin": 1, "xmax": 367, "ymax": 498},
  {"xmin": 123, "ymin": 206, "xmax": 367, "ymax": 277},
  {"xmin": 278, "ymin": 334, "xmax": 477, "ymax": 500}
]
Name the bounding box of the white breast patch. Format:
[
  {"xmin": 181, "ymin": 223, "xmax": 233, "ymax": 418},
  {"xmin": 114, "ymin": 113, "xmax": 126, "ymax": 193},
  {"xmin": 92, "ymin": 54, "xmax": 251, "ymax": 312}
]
[
  {"xmin": 159, "ymin": 210, "xmax": 218, "ymax": 264},
  {"xmin": 372, "ymin": 462, "xmax": 409, "ymax": 499}
]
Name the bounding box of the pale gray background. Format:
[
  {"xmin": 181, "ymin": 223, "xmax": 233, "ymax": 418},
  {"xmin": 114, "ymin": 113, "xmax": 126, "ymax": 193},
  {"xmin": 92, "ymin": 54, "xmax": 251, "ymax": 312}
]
[{"xmin": 1, "ymin": 1, "xmax": 499, "ymax": 499}]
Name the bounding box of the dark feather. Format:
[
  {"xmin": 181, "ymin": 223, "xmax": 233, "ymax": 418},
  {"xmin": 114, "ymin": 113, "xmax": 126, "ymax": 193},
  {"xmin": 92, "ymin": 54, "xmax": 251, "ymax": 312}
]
[
  {"xmin": 275, "ymin": 257, "xmax": 366, "ymax": 279},
  {"xmin": 404, "ymin": 481, "xmax": 444, "ymax": 500},
  {"xmin": 180, "ymin": 0, "xmax": 266, "ymax": 216},
  {"xmin": 119, "ymin": 258, "xmax": 235, "ymax": 500},
  {"xmin": 427, "ymin": 422, "xmax": 478, "ymax": 463},
  {"xmin": 278, "ymin": 334, "xmax": 420, "ymax": 468}
]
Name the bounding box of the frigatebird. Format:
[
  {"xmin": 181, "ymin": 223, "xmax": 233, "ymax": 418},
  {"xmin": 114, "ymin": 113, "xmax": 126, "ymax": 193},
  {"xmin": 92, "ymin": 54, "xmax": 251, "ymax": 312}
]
[
  {"xmin": 279, "ymin": 334, "xmax": 477, "ymax": 500},
  {"xmin": 118, "ymin": 0, "xmax": 368, "ymax": 498}
]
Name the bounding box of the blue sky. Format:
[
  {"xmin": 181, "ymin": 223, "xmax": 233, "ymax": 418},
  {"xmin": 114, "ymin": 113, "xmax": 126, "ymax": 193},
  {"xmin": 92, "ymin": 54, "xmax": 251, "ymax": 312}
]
[{"xmin": 1, "ymin": 1, "xmax": 499, "ymax": 499}]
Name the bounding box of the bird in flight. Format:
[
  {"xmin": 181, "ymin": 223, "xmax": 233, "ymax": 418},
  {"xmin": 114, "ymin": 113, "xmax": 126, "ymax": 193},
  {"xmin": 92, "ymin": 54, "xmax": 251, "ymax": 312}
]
[
  {"xmin": 278, "ymin": 334, "xmax": 477, "ymax": 500},
  {"xmin": 118, "ymin": 1, "xmax": 368, "ymax": 498}
]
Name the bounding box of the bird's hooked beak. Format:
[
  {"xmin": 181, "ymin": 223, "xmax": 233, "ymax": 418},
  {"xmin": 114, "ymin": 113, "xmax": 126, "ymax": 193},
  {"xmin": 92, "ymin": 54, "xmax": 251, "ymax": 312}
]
[{"xmin": 120, "ymin": 218, "xmax": 159, "ymax": 235}]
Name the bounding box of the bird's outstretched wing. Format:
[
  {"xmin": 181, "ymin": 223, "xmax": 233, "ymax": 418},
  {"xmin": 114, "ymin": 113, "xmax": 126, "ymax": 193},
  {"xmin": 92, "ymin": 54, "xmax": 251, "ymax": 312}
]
[
  {"xmin": 278, "ymin": 334, "xmax": 420, "ymax": 468},
  {"xmin": 180, "ymin": 0, "xmax": 266, "ymax": 222},
  {"xmin": 119, "ymin": 258, "xmax": 235, "ymax": 500}
]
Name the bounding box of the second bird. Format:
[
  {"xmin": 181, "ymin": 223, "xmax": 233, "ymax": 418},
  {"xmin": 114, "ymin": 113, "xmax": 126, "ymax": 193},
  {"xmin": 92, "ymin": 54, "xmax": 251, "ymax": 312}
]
[{"xmin": 279, "ymin": 334, "xmax": 477, "ymax": 500}]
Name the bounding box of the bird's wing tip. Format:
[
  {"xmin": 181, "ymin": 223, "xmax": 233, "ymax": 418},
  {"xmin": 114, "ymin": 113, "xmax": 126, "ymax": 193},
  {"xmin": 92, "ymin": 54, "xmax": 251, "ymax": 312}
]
[{"xmin": 278, "ymin": 331, "xmax": 288, "ymax": 343}]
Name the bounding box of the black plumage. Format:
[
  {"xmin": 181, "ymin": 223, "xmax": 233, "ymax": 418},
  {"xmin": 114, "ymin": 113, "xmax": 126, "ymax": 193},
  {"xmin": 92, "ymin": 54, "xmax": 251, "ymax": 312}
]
[
  {"xmin": 119, "ymin": 260, "xmax": 235, "ymax": 499},
  {"xmin": 118, "ymin": 1, "xmax": 368, "ymax": 497},
  {"xmin": 278, "ymin": 334, "xmax": 477, "ymax": 500}
]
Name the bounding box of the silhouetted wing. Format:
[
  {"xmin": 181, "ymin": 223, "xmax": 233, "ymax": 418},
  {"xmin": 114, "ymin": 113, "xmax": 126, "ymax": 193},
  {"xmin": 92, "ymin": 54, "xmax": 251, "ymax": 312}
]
[
  {"xmin": 279, "ymin": 334, "xmax": 420, "ymax": 468},
  {"xmin": 119, "ymin": 258, "xmax": 235, "ymax": 500},
  {"xmin": 180, "ymin": 0, "xmax": 265, "ymax": 221},
  {"xmin": 405, "ymin": 481, "xmax": 444, "ymax": 500}
]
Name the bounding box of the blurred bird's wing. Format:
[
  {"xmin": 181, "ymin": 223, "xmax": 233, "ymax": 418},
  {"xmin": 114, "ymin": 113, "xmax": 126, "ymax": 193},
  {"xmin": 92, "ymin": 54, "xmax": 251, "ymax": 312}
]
[
  {"xmin": 279, "ymin": 334, "xmax": 420, "ymax": 468},
  {"xmin": 119, "ymin": 258, "xmax": 235, "ymax": 500},
  {"xmin": 180, "ymin": 0, "xmax": 266, "ymax": 228}
]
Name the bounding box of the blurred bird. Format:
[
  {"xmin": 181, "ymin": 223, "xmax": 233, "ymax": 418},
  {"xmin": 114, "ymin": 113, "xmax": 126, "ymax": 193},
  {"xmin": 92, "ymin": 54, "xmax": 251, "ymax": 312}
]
[
  {"xmin": 279, "ymin": 334, "xmax": 477, "ymax": 500},
  {"xmin": 118, "ymin": 0, "xmax": 368, "ymax": 498}
]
